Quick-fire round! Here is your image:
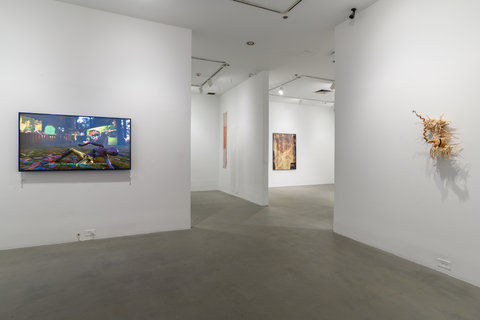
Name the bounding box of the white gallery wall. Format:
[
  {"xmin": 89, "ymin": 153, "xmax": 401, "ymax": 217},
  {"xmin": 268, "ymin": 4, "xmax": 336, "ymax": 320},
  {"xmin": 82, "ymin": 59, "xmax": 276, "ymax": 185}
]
[
  {"xmin": 0, "ymin": 0, "xmax": 192, "ymax": 249},
  {"xmin": 219, "ymin": 72, "xmax": 269, "ymax": 206},
  {"xmin": 335, "ymin": 0, "xmax": 480, "ymax": 286},
  {"xmin": 269, "ymin": 100, "xmax": 334, "ymax": 187},
  {"xmin": 191, "ymin": 93, "xmax": 220, "ymax": 191}
]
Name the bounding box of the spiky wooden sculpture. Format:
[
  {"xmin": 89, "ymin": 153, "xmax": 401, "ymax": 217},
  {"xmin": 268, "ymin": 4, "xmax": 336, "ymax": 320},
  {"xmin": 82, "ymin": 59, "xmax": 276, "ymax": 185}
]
[{"xmin": 412, "ymin": 110, "xmax": 454, "ymax": 158}]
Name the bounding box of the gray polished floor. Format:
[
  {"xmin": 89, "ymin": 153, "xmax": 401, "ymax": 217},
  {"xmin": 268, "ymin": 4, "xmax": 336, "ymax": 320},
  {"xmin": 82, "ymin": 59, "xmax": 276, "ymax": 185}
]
[{"xmin": 1, "ymin": 185, "xmax": 480, "ymax": 320}]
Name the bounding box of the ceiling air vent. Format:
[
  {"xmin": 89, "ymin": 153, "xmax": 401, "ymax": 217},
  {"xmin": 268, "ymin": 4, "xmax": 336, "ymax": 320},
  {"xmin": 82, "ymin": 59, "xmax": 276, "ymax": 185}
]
[
  {"xmin": 315, "ymin": 89, "xmax": 332, "ymax": 94},
  {"xmin": 207, "ymin": 92, "xmax": 216, "ymax": 95}
]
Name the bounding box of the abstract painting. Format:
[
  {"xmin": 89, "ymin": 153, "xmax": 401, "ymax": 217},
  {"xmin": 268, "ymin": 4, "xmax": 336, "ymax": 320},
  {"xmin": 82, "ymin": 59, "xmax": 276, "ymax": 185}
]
[{"xmin": 273, "ymin": 133, "xmax": 296, "ymax": 170}]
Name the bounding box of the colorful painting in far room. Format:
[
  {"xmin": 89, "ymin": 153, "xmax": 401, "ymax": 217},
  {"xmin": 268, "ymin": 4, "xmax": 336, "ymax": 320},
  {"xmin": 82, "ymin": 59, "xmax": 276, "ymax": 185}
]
[{"xmin": 273, "ymin": 133, "xmax": 296, "ymax": 170}]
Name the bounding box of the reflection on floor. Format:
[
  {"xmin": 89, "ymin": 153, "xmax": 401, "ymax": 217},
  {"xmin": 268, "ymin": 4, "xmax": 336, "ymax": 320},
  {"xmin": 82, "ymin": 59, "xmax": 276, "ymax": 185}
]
[
  {"xmin": 193, "ymin": 185, "xmax": 333, "ymax": 232},
  {"xmin": 1, "ymin": 185, "xmax": 480, "ymax": 320}
]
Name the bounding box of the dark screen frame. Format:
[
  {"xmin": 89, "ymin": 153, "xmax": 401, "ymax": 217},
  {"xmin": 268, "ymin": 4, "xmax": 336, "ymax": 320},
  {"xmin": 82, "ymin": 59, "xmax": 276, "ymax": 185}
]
[{"xmin": 18, "ymin": 112, "xmax": 132, "ymax": 172}]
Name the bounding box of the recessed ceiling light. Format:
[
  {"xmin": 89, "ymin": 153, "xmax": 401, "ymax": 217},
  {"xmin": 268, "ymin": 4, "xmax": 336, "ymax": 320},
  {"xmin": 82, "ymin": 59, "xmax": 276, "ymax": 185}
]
[
  {"xmin": 278, "ymin": 87, "xmax": 284, "ymax": 95},
  {"xmin": 246, "ymin": 41, "xmax": 255, "ymax": 46}
]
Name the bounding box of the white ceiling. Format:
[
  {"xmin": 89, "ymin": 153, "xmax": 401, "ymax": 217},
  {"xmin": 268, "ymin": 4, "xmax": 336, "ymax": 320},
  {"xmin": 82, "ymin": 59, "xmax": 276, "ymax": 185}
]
[{"xmin": 58, "ymin": 0, "xmax": 378, "ymax": 96}]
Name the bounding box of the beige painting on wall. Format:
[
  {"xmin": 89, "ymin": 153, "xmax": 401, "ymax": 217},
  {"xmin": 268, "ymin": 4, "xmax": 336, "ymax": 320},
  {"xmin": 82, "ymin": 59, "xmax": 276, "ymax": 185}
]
[
  {"xmin": 273, "ymin": 133, "xmax": 296, "ymax": 170},
  {"xmin": 223, "ymin": 112, "xmax": 227, "ymax": 168}
]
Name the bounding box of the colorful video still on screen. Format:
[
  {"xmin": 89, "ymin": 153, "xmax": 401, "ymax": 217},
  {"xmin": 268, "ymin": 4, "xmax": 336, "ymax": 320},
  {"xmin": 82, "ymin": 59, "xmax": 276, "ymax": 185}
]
[{"xmin": 19, "ymin": 112, "xmax": 131, "ymax": 171}]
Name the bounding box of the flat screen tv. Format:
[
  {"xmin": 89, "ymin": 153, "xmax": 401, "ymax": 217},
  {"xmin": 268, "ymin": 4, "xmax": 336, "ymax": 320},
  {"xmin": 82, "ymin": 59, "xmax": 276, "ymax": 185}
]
[{"xmin": 19, "ymin": 112, "xmax": 131, "ymax": 171}]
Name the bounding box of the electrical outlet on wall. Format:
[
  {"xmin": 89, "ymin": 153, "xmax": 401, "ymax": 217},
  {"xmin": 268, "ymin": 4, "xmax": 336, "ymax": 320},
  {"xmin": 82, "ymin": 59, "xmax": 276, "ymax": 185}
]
[
  {"xmin": 437, "ymin": 258, "xmax": 451, "ymax": 272},
  {"xmin": 77, "ymin": 229, "xmax": 96, "ymax": 241},
  {"xmin": 84, "ymin": 229, "xmax": 96, "ymax": 239}
]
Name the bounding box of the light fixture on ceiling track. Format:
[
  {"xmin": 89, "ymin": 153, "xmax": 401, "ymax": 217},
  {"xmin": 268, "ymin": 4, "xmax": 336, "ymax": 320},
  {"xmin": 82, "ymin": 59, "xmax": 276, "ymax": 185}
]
[
  {"xmin": 269, "ymin": 74, "xmax": 335, "ymax": 103},
  {"xmin": 349, "ymin": 8, "xmax": 357, "ymax": 20},
  {"xmin": 330, "ymin": 51, "xmax": 336, "ymax": 64},
  {"xmin": 191, "ymin": 56, "xmax": 230, "ymax": 94},
  {"xmin": 271, "ymin": 74, "xmax": 335, "ymax": 92},
  {"xmin": 232, "ymin": 0, "xmax": 303, "ymax": 19}
]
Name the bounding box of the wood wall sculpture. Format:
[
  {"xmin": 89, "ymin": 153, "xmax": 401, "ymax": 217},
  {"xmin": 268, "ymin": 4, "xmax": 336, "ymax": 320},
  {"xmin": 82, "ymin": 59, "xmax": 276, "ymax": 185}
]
[{"xmin": 412, "ymin": 110, "xmax": 454, "ymax": 159}]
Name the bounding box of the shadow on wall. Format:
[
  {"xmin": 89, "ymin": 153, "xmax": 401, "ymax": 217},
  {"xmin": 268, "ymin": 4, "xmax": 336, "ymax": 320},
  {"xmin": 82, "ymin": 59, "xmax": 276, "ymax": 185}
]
[
  {"xmin": 425, "ymin": 153, "xmax": 470, "ymax": 202},
  {"xmin": 20, "ymin": 170, "xmax": 131, "ymax": 186}
]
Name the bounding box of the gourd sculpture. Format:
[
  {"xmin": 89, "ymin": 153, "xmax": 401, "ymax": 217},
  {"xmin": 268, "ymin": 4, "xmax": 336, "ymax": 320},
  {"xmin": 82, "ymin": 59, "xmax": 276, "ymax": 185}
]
[{"xmin": 412, "ymin": 110, "xmax": 454, "ymax": 159}]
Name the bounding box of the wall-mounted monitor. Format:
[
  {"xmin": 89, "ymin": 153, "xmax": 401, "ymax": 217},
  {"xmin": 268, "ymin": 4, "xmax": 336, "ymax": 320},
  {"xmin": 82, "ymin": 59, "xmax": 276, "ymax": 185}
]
[{"xmin": 19, "ymin": 112, "xmax": 131, "ymax": 171}]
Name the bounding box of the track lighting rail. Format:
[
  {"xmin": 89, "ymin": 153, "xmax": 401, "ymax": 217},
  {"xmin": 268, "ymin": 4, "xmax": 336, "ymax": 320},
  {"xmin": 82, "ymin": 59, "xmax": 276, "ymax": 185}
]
[
  {"xmin": 232, "ymin": 0, "xmax": 303, "ymax": 15},
  {"xmin": 270, "ymin": 94, "xmax": 334, "ymax": 104},
  {"xmin": 191, "ymin": 57, "xmax": 230, "ymax": 90},
  {"xmin": 269, "ymin": 74, "xmax": 335, "ymax": 92}
]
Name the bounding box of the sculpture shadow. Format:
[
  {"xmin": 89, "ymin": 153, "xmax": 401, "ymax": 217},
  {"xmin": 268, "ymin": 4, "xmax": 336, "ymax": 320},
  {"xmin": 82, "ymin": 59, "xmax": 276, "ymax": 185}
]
[{"xmin": 426, "ymin": 153, "xmax": 470, "ymax": 202}]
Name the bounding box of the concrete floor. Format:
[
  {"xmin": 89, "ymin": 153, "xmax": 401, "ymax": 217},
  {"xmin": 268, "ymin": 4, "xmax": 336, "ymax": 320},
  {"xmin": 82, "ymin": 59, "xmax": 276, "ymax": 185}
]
[{"xmin": 1, "ymin": 185, "xmax": 480, "ymax": 320}]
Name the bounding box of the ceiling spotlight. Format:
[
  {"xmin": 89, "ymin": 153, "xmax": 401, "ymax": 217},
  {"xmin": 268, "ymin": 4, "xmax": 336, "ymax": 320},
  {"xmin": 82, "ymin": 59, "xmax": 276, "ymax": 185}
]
[
  {"xmin": 246, "ymin": 41, "xmax": 255, "ymax": 46},
  {"xmin": 278, "ymin": 87, "xmax": 284, "ymax": 95},
  {"xmin": 330, "ymin": 82, "xmax": 336, "ymax": 90},
  {"xmin": 349, "ymin": 8, "xmax": 357, "ymax": 20},
  {"xmin": 199, "ymin": 86, "xmax": 203, "ymax": 94}
]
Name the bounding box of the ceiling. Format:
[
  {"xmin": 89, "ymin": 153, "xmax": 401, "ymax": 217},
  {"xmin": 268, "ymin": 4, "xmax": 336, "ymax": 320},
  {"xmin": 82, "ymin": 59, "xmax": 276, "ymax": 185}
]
[
  {"xmin": 58, "ymin": 0, "xmax": 377, "ymax": 98},
  {"xmin": 269, "ymin": 76, "xmax": 335, "ymax": 107}
]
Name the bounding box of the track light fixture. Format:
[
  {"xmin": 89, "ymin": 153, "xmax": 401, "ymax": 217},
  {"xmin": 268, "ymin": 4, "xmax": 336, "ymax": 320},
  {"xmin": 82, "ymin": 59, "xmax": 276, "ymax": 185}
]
[
  {"xmin": 192, "ymin": 57, "xmax": 230, "ymax": 94},
  {"xmin": 269, "ymin": 74, "xmax": 335, "ymax": 104},
  {"xmin": 349, "ymin": 8, "xmax": 357, "ymax": 20}
]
